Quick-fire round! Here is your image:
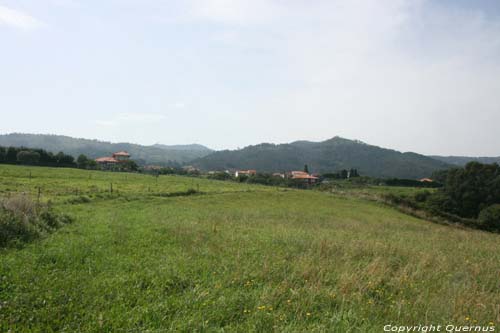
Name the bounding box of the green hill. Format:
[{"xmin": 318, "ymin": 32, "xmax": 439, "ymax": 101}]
[
  {"xmin": 193, "ymin": 136, "xmax": 451, "ymax": 179},
  {"xmin": 0, "ymin": 133, "xmax": 212, "ymax": 165},
  {"xmin": 430, "ymin": 155, "xmax": 500, "ymax": 166}
]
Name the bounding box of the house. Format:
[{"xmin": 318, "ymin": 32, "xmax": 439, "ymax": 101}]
[
  {"xmin": 272, "ymin": 173, "xmax": 285, "ymax": 178},
  {"xmin": 235, "ymin": 170, "xmax": 257, "ymax": 177},
  {"xmin": 112, "ymin": 151, "xmax": 130, "ymax": 161},
  {"xmin": 420, "ymin": 178, "xmax": 434, "ymax": 183},
  {"xmin": 95, "ymin": 156, "xmax": 119, "ymax": 166},
  {"xmin": 288, "ymin": 171, "xmax": 319, "ymax": 184},
  {"xmin": 182, "ymin": 165, "xmax": 200, "ymax": 173},
  {"xmin": 95, "ymin": 151, "xmax": 131, "ymax": 167}
]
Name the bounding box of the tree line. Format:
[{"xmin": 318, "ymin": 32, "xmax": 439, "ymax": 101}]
[
  {"xmin": 386, "ymin": 162, "xmax": 500, "ymax": 231},
  {"xmin": 0, "ymin": 146, "xmax": 138, "ymax": 171},
  {"xmin": 0, "ymin": 146, "xmax": 77, "ymax": 168}
]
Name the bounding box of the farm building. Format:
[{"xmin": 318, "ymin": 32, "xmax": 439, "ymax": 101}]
[{"xmin": 235, "ymin": 170, "xmax": 257, "ymax": 177}]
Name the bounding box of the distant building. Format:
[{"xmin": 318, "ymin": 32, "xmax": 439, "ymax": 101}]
[
  {"xmin": 95, "ymin": 151, "xmax": 131, "ymax": 167},
  {"xmin": 419, "ymin": 178, "xmax": 434, "ymax": 183},
  {"xmin": 182, "ymin": 165, "xmax": 200, "ymax": 173},
  {"xmin": 287, "ymin": 171, "xmax": 319, "ymax": 184},
  {"xmin": 272, "ymin": 173, "xmax": 285, "ymax": 178},
  {"xmin": 112, "ymin": 151, "xmax": 131, "ymax": 161},
  {"xmin": 95, "ymin": 156, "xmax": 119, "ymax": 166},
  {"xmin": 235, "ymin": 170, "xmax": 257, "ymax": 177}
]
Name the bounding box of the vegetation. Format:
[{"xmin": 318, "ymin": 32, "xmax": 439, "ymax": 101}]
[
  {"xmin": 0, "ymin": 146, "xmax": 140, "ymax": 173},
  {"xmin": 0, "ymin": 195, "xmax": 73, "ymax": 247},
  {"xmin": 192, "ymin": 136, "xmax": 450, "ymax": 179},
  {"xmin": 431, "ymin": 155, "xmax": 500, "ymax": 166},
  {"xmin": 0, "ymin": 133, "xmax": 213, "ymax": 166},
  {"xmin": 0, "ymin": 164, "xmax": 499, "ymax": 331},
  {"xmin": 366, "ymin": 162, "xmax": 500, "ymax": 232},
  {"xmin": 0, "ymin": 146, "xmax": 76, "ymax": 167}
]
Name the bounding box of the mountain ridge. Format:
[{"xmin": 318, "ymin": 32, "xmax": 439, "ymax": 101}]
[
  {"xmin": 192, "ymin": 136, "xmax": 451, "ymax": 179},
  {"xmin": 0, "ymin": 133, "xmax": 212, "ymax": 165}
]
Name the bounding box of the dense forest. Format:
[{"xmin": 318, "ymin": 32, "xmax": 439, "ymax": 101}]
[{"xmin": 192, "ymin": 137, "xmax": 450, "ymax": 179}]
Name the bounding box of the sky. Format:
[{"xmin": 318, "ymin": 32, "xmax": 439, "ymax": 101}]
[{"xmin": 1, "ymin": 0, "xmax": 500, "ymax": 156}]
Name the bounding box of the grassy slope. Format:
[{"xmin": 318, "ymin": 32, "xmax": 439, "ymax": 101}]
[{"xmin": 0, "ymin": 165, "xmax": 499, "ymax": 332}]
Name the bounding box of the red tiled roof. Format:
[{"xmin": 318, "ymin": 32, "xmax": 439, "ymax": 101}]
[
  {"xmin": 238, "ymin": 170, "xmax": 257, "ymax": 174},
  {"xmin": 291, "ymin": 171, "xmax": 309, "ymax": 176},
  {"xmin": 290, "ymin": 171, "xmax": 318, "ymax": 179},
  {"xmin": 113, "ymin": 151, "xmax": 130, "ymax": 157},
  {"xmin": 95, "ymin": 157, "xmax": 118, "ymax": 163},
  {"xmin": 292, "ymin": 174, "xmax": 318, "ymax": 180}
]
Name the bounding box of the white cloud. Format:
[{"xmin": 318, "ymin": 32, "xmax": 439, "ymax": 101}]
[
  {"xmin": 171, "ymin": 102, "xmax": 186, "ymax": 109},
  {"xmin": 188, "ymin": 0, "xmax": 281, "ymax": 25},
  {"xmin": 0, "ymin": 5, "xmax": 44, "ymax": 30}
]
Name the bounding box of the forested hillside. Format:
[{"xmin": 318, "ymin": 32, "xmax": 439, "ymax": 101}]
[
  {"xmin": 430, "ymin": 155, "xmax": 500, "ymax": 166},
  {"xmin": 0, "ymin": 133, "xmax": 212, "ymax": 165},
  {"xmin": 193, "ymin": 137, "xmax": 451, "ymax": 179}
]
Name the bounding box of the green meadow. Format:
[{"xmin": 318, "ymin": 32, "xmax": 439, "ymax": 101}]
[{"xmin": 1, "ymin": 165, "xmax": 499, "ymax": 332}]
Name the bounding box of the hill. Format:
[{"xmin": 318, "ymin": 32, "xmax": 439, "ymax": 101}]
[
  {"xmin": 0, "ymin": 133, "xmax": 212, "ymax": 165},
  {"xmin": 430, "ymin": 155, "xmax": 500, "ymax": 166},
  {"xmin": 192, "ymin": 136, "xmax": 451, "ymax": 179}
]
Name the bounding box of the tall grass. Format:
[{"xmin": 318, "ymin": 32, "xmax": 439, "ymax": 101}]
[
  {"xmin": 0, "ymin": 165, "xmax": 499, "ymax": 331},
  {"xmin": 0, "ymin": 194, "xmax": 73, "ymax": 247}
]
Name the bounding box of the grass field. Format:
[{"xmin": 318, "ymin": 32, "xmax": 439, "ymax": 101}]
[{"xmin": 1, "ymin": 165, "xmax": 499, "ymax": 332}]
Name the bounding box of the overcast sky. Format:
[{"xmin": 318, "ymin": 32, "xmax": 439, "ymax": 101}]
[{"xmin": 1, "ymin": 0, "xmax": 500, "ymax": 155}]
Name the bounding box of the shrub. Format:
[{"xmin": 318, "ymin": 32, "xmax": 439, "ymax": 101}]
[
  {"xmin": 0, "ymin": 195, "xmax": 74, "ymax": 247},
  {"xmin": 478, "ymin": 204, "xmax": 500, "ymax": 231},
  {"xmin": 67, "ymin": 195, "xmax": 92, "ymax": 204},
  {"xmin": 414, "ymin": 190, "xmax": 431, "ymax": 203}
]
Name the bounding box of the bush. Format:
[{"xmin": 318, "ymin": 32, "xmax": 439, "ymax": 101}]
[
  {"xmin": 0, "ymin": 195, "xmax": 74, "ymax": 247},
  {"xmin": 478, "ymin": 204, "xmax": 500, "ymax": 231},
  {"xmin": 67, "ymin": 195, "xmax": 92, "ymax": 204},
  {"xmin": 414, "ymin": 190, "xmax": 431, "ymax": 203}
]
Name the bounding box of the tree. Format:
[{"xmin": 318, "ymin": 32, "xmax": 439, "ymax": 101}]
[
  {"xmin": 304, "ymin": 164, "xmax": 309, "ymax": 173},
  {"xmin": 77, "ymin": 154, "xmax": 89, "ymax": 169},
  {"xmin": 0, "ymin": 147, "xmax": 5, "ymax": 163},
  {"xmin": 16, "ymin": 151, "xmax": 41, "ymax": 165},
  {"xmin": 87, "ymin": 159, "xmax": 98, "ymax": 170},
  {"xmin": 56, "ymin": 152, "xmax": 75, "ymax": 166},
  {"xmin": 478, "ymin": 204, "xmax": 500, "ymax": 231},
  {"xmin": 6, "ymin": 147, "xmax": 18, "ymax": 163}
]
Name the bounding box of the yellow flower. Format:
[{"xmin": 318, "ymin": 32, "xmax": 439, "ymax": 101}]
[
  {"xmin": 287, "ymin": 299, "xmax": 292, "ymax": 304},
  {"xmin": 488, "ymin": 322, "xmax": 495, "ymax": 326},
  {"xmin": 465, "ymin": 317, "xmax": 470, "ymax": 321},
  {"xmin": 306, "ymin": 312, "xmax": 311, "ymax": 316}
]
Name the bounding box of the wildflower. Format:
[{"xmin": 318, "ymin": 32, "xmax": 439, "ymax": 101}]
[
  {"xmin": 306, "ymin": 312, "xmax": 311, "ymax": 317},
  {"xmin": 287, "ymin": 299, "xmax": 292, "ymax": 304},
  {"xmin": 489, "ymin": 322, "xmax": 495, "ymax": 326},
  {"xmin": 465, "ymin": 317, "xmax": 470, "ymax": 321}
]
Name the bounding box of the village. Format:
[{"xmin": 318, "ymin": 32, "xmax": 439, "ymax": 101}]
[{"xmin": 95, "ymin": 151, "xmax": 436, "ymax": 187}]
